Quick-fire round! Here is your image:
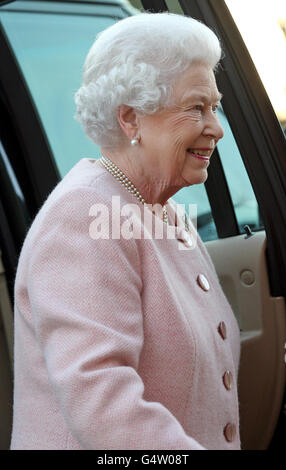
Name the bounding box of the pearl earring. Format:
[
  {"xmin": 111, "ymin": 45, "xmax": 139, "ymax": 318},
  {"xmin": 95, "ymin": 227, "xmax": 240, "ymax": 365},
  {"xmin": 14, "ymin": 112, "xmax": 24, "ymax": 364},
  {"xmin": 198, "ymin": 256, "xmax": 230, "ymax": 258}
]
[{"xmin": 131, "ymin": 136, "xmax": 140, "ymax": 146}]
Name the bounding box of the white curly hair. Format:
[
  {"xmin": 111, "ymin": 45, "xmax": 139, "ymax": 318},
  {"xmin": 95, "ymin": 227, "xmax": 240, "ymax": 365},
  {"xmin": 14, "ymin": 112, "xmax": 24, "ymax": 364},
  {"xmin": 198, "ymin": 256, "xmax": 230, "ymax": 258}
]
[{"xmin": 74, "ymin": 12, "xmax": 222, "ymax": 149}]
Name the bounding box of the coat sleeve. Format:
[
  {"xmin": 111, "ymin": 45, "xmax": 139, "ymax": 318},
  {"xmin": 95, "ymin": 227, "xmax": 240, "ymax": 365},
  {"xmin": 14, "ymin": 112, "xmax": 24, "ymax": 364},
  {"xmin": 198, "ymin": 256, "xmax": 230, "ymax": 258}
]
[{"xmin": 27, "ymin": 187, "xmax": 206, "ymax": 450}]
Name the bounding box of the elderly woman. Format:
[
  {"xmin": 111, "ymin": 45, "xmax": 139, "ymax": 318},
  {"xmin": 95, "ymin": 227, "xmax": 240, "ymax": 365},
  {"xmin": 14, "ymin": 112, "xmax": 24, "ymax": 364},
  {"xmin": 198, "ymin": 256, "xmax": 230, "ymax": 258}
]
[{"xmin": 10, "ymin": 12, "xmax": 240, "ymax": 450}]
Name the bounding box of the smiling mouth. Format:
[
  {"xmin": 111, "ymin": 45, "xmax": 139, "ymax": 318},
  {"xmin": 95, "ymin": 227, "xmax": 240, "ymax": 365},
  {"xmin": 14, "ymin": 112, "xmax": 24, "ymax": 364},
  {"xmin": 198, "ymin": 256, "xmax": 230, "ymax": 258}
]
[{"xmin": 187, "ymin": 148, "xmax": 213, "ymax": 161}]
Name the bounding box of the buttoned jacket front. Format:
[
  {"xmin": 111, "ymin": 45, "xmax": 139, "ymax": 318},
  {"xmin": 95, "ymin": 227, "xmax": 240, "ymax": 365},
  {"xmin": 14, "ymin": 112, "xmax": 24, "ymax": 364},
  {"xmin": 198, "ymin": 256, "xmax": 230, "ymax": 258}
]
[{"xmin": 10, "ymin": 159, "xmax": 241, "ymax": 450}]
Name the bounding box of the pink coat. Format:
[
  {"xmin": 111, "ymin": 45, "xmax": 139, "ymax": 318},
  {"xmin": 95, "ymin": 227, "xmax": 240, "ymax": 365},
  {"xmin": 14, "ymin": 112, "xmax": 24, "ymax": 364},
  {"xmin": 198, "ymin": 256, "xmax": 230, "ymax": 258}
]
[{"xmin": 10, "ymin": 158, "xmax": 241, "ymax": 450}]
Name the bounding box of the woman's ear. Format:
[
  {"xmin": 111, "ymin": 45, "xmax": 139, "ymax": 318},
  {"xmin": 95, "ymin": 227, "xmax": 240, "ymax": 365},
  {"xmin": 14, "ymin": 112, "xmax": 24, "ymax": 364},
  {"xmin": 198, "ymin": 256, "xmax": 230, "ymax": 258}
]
[{"xmin": 117, "ymin": 105, "xmax": 140, "ymax": 140}]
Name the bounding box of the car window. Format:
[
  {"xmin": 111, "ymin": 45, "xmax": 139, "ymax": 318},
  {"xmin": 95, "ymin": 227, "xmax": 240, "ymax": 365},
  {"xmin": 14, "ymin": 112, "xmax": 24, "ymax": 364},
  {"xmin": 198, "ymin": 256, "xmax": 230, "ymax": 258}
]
[
  {"xmin": 172, "ymin": 179, "xmax": 218, "ymax": 242},
  {"xmin": 0, "ymin": 1, "xmax": 130, "ymax": 177},
  {"xmin": 216, "ymin": 107, "xmax": 263, "ymax": 233}
]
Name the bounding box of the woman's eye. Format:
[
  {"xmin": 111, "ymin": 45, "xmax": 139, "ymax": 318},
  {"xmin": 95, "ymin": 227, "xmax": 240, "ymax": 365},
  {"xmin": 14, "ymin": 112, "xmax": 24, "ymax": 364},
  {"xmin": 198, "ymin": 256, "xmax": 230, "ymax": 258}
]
[
  {"xmin": 193, "ymin": 105, "xmax": 203, "ymax": 111},
  {"xmin": 212, "ymin": 105, "xmax": 219, "ymax": 113}
]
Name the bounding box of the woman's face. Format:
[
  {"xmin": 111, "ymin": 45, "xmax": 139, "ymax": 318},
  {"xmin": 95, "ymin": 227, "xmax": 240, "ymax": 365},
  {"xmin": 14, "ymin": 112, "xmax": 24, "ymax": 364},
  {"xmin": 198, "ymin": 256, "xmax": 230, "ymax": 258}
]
[{"xmin": 137, "ymin": 62, "xmax": 224, "ymax": 191}]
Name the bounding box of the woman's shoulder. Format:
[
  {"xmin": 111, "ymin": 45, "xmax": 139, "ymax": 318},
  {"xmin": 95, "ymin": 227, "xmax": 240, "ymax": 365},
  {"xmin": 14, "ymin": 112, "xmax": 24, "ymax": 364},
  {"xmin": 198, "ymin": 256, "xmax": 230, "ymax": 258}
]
[
  {"xmin": 16, "ymin": 158, "xmax": 140, "ymax": 276},
  {"xmin": 51, "ymin": 158, "xmax": 110, "ymax": 199},
  {"xmin": 18, "ymin": 159, "xmax": 125, "ymax": 254},
  {"xmin": 32, "ymin": 158, "xmax": 122, "ymax": 223}
]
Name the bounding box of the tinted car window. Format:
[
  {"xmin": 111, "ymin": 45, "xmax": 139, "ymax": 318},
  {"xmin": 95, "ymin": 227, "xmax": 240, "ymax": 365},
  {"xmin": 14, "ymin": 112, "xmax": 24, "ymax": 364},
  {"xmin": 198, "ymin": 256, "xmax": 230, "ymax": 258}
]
[
  {"xmin": 1, "ymin": 1, "xmax": 130, "ymax": 177},
  {"xmin": 216, "ymin": 107, "xmax": 263, "ymax": 233},
  {"xmin": 173, "ymin": 179, "xmax": 218, "ymax": 241}
]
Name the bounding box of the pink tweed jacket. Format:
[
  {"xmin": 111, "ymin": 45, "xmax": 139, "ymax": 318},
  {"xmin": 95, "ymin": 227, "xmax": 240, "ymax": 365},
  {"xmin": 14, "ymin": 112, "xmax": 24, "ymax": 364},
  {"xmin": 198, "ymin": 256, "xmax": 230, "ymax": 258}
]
[{"xmin": 10, "ymin": 158, "xmax": 241, "ymax": 450}]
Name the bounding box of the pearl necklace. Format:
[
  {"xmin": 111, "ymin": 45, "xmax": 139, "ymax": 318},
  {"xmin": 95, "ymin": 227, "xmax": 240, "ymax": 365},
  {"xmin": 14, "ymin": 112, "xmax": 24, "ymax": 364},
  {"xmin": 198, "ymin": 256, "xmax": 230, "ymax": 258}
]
[{"xmin": 100, "ymin": 155, "xmax": 169, "ymax": 224}]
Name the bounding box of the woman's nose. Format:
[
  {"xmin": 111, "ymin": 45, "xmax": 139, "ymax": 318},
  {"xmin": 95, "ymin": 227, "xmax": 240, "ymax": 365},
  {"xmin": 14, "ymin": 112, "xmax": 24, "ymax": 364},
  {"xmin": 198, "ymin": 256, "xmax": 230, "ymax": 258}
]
[{"xmin": 203, "ymin": 113, "xmax": 224, "ymax": 141}]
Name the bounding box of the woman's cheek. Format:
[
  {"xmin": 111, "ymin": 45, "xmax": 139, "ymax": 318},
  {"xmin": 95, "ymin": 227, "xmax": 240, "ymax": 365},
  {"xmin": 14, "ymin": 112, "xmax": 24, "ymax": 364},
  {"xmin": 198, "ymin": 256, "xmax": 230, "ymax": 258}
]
[
  {"xmin": 185, "ymin": 110, "xmax": 202, "ymax": 122},
  {"xmin": 172, "ymin": 136, "xmax": 188, "ymax": 164}
]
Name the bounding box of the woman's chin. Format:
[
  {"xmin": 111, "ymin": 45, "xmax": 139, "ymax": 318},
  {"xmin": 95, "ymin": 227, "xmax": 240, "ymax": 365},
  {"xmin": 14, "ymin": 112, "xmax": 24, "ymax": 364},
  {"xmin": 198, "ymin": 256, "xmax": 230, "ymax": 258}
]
[{"xmin": 183, "ymin": 169, "xmax": 209, "ymax": 186}]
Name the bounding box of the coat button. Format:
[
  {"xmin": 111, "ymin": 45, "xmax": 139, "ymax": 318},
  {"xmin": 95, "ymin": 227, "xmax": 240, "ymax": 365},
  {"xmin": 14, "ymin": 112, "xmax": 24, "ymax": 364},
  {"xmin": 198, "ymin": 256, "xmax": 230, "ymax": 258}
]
[
  {"xmin": 218, "ymin": 321, "xmax": 227, "ymax": 340},
  {"xmin": 184, "ymin": 233, "xmax": 193, "ymax": 248},
  {"xmin": 176, "ymin": 228, "xmax": 193, "ymax": 248},
  {"xmin": 197, "ymin": 274, "xmax": 210, "ymax": 292},
  {"xmin": 224, "ymin": 423, "xmax": 236, "ymax": 442},
  {"xmin": 223, "ymin": 370, "xmax": 233, "ymax": 391}
]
